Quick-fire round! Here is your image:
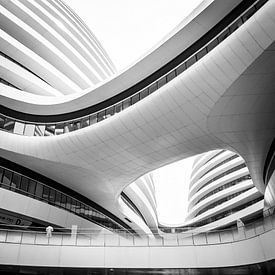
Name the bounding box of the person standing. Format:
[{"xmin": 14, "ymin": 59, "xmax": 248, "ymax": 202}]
[{"xmin": 46, "ymin": 225, "xmax": 54, "ymax": 237}]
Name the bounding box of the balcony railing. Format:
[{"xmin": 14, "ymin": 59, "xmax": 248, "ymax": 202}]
[{"xmin": 0, "ymin": 206, "xmax": 274, "ymax": 247}]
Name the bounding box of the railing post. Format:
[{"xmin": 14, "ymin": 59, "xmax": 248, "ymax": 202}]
[{"xmin": 192, "ymin": 233, "xmax": 195, "ymax": 245}]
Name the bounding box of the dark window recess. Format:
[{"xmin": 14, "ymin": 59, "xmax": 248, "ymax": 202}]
[
  {"xmin": 115, "ymin": 102, "xmax": 123, "ymax": 113},
  {"xmin": 123, "ymin": 98, "xmax": 131, "ymax": 109},
  {"xmin": 207, "ymin": 39, "xmax": 219, "ymax": 52},
  {"xmin": 106, "ymin": 106, "xmax": 115, "ymax": 117},
  {"xmin": 167, "ymin": 70, "xmax": 176, "ymax": 82},
  {"xmin": 131, "ymin": 94, "xmax": 140, "ymax": 105},
  {"xmin": 0, "ymin": 115, "xmax": 5, "ymax": 129},
  {"xmin": 218, "ymin": 29, "xmax": 230, "ymax": 43},
  {"xmin": 148, "ymin": 82, "xmax": 157, "ymax": 94},
  {"xmin": 196, "ymin": 48, "xmax": 207, "ymax": 60},
  {"xmin": 44, "ymin": 125, "xmax": 55, "ymax": 136},
  {"xmin": 229, "ymin": 18, "xmax": 243, "ymax": 33},
  {"xmin": 55, "ymin": 123, "xmax": 64, "ymax": 135},
  {"xmin": 242, "ymin": 6, "xmax": 256, "ymax": 22},
  {"xmin": 176, "ymin": 63, "xmax": 186, "ymax": 75},
  {"xmin": 2, "ymin": 169, "xmax": 12, "ymax": 188},
  {"xmin": 140, "ymin": 88, "xmax": 149, "ymax": 99},
  {"xmin": 186, "ymin": 55, "xmax": 196, "ymax": 68},
  {"xmin": 157, "ymin": 76, "xmax": 166, "ymax": 89},
  {"xmin": 97, "ymin": 110, "xmax": 106, "ymax": 122},
  {"xmin": 81, "ymin": 117, "xmax": 90, "ymax": 128}
]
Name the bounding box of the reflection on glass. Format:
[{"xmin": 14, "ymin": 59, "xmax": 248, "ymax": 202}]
[
  {"xmin": 115, "ymin": 102, "xmax": 123, "ymax": 113},
  {"xmin": 81, "ymin": 117, "xmax": 90, "ymax": 128},
  {"xmin": 123, "ymin": 98, "xmax": 131, "ymax": 109},
  {"xmin": 55, "ymin": 123, "xmax": 64, "ymax": 135},
  {"xmin": 3, "ymin": 118, "xmax": 15, "ymax": 132},
  {"xmin": 44, "ymin": 125, "xmax": 55, "ymax": 136},
  {"xmin": 34, "ymin": 125, "xmax": 45, "ymax": 136}
]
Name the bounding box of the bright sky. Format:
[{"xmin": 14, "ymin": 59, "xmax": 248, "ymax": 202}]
[
  {"xmin": 65, "ymin": 0, "xmax": 203, "ymax": 70},
  {"xmin": 64, "ymin": 0, "xmax": 203, "ymax": 225}
]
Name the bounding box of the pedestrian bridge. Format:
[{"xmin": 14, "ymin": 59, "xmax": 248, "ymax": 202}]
[{"xmin": 1, "ymin": 209, "xmax": 275, "ymax": 269}]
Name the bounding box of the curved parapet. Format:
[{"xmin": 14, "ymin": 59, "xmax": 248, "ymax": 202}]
[{"xmin": 0, "ymin": 208, "xmax": 275, "ymax": 269}]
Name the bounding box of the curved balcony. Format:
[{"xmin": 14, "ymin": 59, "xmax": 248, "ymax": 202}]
[
  {"xmin": 0, "ymin": 0, "xmax": 267, "ymax": 137},
  {"xmin": 0, "ymin": 207, "xmax": 275, "ymax": 269}
]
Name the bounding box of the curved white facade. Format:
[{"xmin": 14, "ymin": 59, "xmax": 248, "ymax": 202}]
[
  {"xmin": 185, "ymin": 150, "xmax": 264, "ymax": 230},
  {"xmin": 0, "ymin": 0, "xmax": 115, "ymax": 96},
  {"xmin": 0, "ymin": 0, "xmax": 274, "ymax": 238}
]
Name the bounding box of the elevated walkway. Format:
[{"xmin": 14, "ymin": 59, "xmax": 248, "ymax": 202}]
[{"xmin": 0, "ymin": 209, "xmax": 275, "ymax": 269}]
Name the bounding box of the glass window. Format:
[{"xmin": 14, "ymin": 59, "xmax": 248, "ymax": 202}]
[
  {"xmin": 148, "ymin": 82, "xmax": 157, "ymax": 94},
  {"xmin": 14, "ymin": 122, "xmax": 25, "ymax": 135},
  {"xmin": 186, "ymin": 55, "xmax": 196, "ymax": 68},
  {"xmin": 80, "ymin": 203, "xmax": 85, "ymax": 216},
  {"xmin": 42, "ymin": 185, "xmax": 50, "ymax": 201},
  {"xmin": 3, "ymin": 119, "xmax": 14, "ymax": 132},
  {"xmin": 89, "ymin": 114, "xmax": 97, "ymax": 125},
  {"xmin": 11, "ymin": 173, "xmax": 20, "ymax": 191},
  {"xmin": 157, "ymin": 77, "xmax": 166, "ymax": 89},
  {"xmin": 2, "ymin": 169, "xmax": 12, "ymax": 188},
  {"xmin": 242, "ymin": 6, "xmax": 256, "ymax": 22},
  {"xmin": 131, "ymin": 94, "xmax": 139, "ymax": 105},
  {"xmin": 229, "ymin": 18, "xmax": 242, "ymax": 33},
  {"xmin": 255, "ymin": 0, "xmax": 266, "ymax": 10},
  {"xmin": 44, "ymin": 125, "xmax": 55, "ymax": 136},
  {"xmin": 34, "ymin": 125, "xmax": 45, "ymax": 136},
  {"xmin": 64, "ymin": 123, "xmax": 74, "ymax": 133},
  {"xmin": 97, "ymin": 110, "xmax": 105, "ymax": 122},
  {"xmin": 73, "ymin": 120, "xmax": 81, "ymax": 130},
  {"xmin": 75, "ymin": 201, "xmax": 81, "ymax": 214},
  {"xmin": 35, "ymin": 183, "xmax": 43, "ymax": 199},
  {"xmin": 71, "ymin": 199, "xmax": 77, "ymax": 212},
  {"xmin": 84, "ymin": 205, "xmax": 89, "ymax": 216},
  {"xmin": 60, "ymin": 193, "xmax": 66, "ymax": 208},
  {"xmin": 196, "ymin": 48, "xmax": 207, "ymax": 60},
  {"xmin": 55, "ymin": 123, "xmax": 64, "ymax": 135},
  {"xmin": 122, "ymin": 98, "xmax": 131, "ymax": 109},
  {"xmin": 55, "ymin": 191, "xmax": 61, "ymax": 206},
  {"xmin": 28, "ymin": 180, "xmax": 36, "ymax": 195},
  {"xmin": 106, "ymin": 106, "xmax": 115, "ymax": 118},
  {"xmin": 167, "ymin": 70, "xmax": 176, "ymax": 82},
  {"xmin": 0, "ymin": 115, "xmax": 5, "ymax": 129},
  {"xmin": 81, "ymin": 117, "xmax": 90, "ymax": 128},
  {"xmin": 20, "ymin": 177, "xmax": 29, "ymax": 193},
  {"xmin": 0, "ymin": 167, "xmax": 3, "ymax": 182},
  {"xmin": 24, "ymin": 124, "xmax": 35, "ymax": 136},
  {"xmin": 218, "ymin": 29, "xmax": 230, "ymax": 43},
  {"xmin": 3, "ymin": 118, "xmax": 15, "ymax": 132},
  {"xmin": 115, "ymin": 102, "xmax": 123, "ymax": 113},
  {"xmin": 176, "ymin": 63, "xmax": 186, "ymax": 75},
  {"xmin": 207, "ymin": 38, "xmax": 218, "ymax": 52},
  {"xmin": 66, "ymin": 196, "xmax": 72, "ymax": 211},
  {"xmin": 49, "ymin": 188, "xmax": 56, "ymax": 203},
  {"xmin": 140, "ymin": 88, "xmax": 149, "ymax": 99}
]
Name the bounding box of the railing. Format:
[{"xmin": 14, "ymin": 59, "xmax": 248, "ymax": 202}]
[
  {"xmin": 0, "ymin": 0, "xmax": 268, "ymax": 137},
  {"xmin": 0, "ymin": 165, "xmax": 127, "ymax": 233},
  {"xmin": 0, "ymin": 207, "xmax": 274, "ymax": 247}
]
